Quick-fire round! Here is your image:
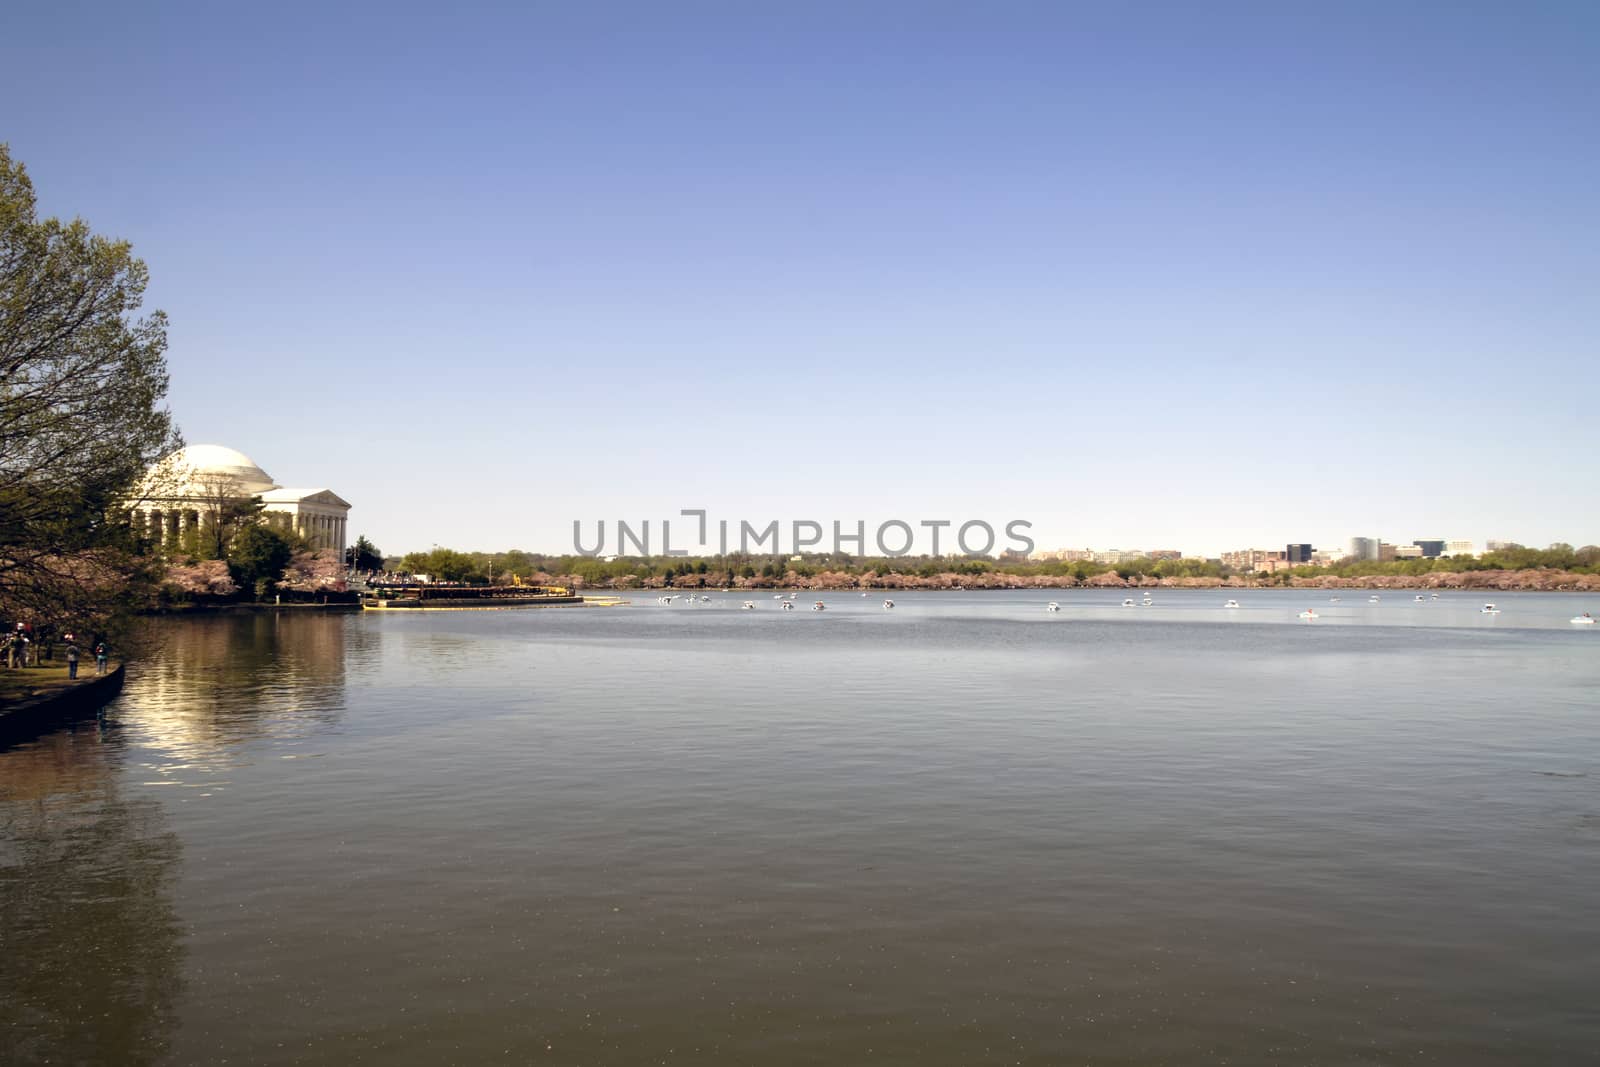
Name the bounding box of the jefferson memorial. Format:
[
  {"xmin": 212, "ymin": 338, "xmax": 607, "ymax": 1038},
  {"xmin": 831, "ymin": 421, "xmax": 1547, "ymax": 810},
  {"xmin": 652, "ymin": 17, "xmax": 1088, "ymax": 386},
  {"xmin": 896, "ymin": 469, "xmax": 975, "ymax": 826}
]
[{"xmin": 138, "ymin": 444, "xmax": 353, "ymax": 556}]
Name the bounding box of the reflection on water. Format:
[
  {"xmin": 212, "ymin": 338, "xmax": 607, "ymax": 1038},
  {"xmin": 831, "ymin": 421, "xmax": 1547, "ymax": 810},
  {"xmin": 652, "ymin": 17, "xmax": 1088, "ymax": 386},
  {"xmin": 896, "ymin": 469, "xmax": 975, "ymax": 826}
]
[
  {"xmin": 124, "ymin": 613, "xmax": 349, "ymax": 760},
  {"xmin": 0, "ymin": 727, "xmax": 184, "ymax": 1065},
  {"xmin": 1, "ymin": 613, "xmax": 354, "ymax": 1065},
  {"xmin": 2, "ymin": 597, "xmax": 1598, "ymax": 1064}
]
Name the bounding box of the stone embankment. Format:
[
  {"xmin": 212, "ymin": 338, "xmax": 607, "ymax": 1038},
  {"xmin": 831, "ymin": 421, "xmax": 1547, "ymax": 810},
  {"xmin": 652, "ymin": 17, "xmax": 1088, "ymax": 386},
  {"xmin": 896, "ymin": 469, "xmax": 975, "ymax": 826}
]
[
  {"xmin": 0, "ymin": 663, "xmax": 125, "ymax": 745},
  {"xmin": 562, "ymin": 569, "xmax": 1599, "ymax": 593},
  {"xmin": 1285, "ymin": 569, "xmax": 1600, "ymax": 592}
]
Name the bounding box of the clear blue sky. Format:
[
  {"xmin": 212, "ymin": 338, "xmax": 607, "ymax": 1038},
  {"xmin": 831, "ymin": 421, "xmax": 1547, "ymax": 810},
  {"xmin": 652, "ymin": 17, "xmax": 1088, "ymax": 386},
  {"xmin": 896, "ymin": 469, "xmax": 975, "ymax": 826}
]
[{"xmin": 5, "ymin": 1, "xmax": 1596, "ymax": 556}]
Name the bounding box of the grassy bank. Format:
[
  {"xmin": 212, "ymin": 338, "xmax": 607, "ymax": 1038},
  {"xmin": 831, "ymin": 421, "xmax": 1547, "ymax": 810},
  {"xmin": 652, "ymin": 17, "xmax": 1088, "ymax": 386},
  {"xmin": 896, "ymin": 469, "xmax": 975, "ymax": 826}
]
[{"xmin": 0, "ymin": 663, "xmax": 115, "ymax": 708}]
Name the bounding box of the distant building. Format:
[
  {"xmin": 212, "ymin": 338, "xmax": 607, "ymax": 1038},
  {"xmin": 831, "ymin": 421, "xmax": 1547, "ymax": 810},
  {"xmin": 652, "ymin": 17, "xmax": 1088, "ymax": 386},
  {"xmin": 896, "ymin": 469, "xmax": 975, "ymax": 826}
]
[
  {"xmin": 1092, "ymin": 549, "xmax": 1144, "ymax": 564},
  {"xmin": 1446, "ymin": 539, "xmax": 1477, "ymax": 557},
  {"xmin": 137, "ymin": 444, "xmax": 352, "ymax": 556},
  {"xmin": 1484, "ymin": 539, "xmax": 1513, "ymax": 553},
  {"xmin": 1146, "ymin": 549, "xmax": 1182, "ymax": 561},
  {"xmin": 1285, "ymin": 543, "xmax": 1314, "ymax": 564},
  {"xmin": 1221, "ymin": 548, "xmax": 1287, "ymax": 571},
  {"xmin": 1394, "ymin": 544, "xmax": 1424, "ymax": 559},
  {"xmin": 1349, "ymin": 537, "xmax": 1380, "ymax": 562},
  {"xmin": 1378, "ymin": 542, "xmax": 1398, "ymax": 562},
  {"xmin": 1032, "ymin": 548, "xmax": 1096, "ymax": 562},
  {"xmin": 1413, "ymin": 540, "xmax": 1446, "ymax": 558}
]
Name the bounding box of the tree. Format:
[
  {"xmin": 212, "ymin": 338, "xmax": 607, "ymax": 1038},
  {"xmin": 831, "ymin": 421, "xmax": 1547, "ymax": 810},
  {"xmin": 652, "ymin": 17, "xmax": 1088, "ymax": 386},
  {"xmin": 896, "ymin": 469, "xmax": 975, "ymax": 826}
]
[
  {"xmin": 186, "ymin": 472, "xmax": 265, "ymax": 560},
  {"xmin": 0, "ymin": 144, "xmax": 180, "ymax": 632},
  {"xmin": 398, "ymin": 547, "xmax": 481, "ymax": 582},
  {"xmin": 280, "ymin": 550, "xmax": 346, "ymax": 593},
  {"xmin": 162, "ymin": 558, "xmax": 237, "ymax": 599},
  {"xmin": 346, "ymin": 534, "xmax": 383, "ymax": 570},
  {"xmin": 227, "ymin": 526, "xmax": 292, "ymax": 597}
]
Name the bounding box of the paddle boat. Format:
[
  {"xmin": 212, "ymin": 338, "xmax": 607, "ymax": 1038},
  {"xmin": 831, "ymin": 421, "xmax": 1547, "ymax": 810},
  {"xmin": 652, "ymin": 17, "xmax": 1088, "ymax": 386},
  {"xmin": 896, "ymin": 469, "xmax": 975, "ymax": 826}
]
[
  {"xmin": 1122, "ymin": 598, "xmax": 1136, "ymax": 607},
  {"xmin": 1481, "ymin": 603, "xmax": 1501, "ymax": 614},
  {"xmin": 741, "ymin": 601, "xmax": 755, "ymax": 610},
  {"xmin": 811, "ymin": 601, "xmax": 826, "ymax": 612},
  {"xmin": 1571, "ymin": 612, "xmax": 1595, "ymax": 625},
  {"xmin": 1046, "ymin": 601, "xmax": 1060, "ymax": 612},
  {"xmin": 883, "ymin": 599, "xmax": 895, "ymax": 610},
  {"xmin": 1224, "ymin": 599, "xmax": 1240, "ymax": 609},
  {"xmin": 1298, "ymin": 609, "xmax": 1319, "ymax": 620}
]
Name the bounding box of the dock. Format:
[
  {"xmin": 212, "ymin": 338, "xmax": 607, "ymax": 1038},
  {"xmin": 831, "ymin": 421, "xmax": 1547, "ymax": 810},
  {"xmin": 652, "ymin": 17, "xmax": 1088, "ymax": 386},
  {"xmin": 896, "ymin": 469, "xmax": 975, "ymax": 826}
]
[{"xmin": 360, "ymin": 583, "xmax": 585, "ymax": 610}]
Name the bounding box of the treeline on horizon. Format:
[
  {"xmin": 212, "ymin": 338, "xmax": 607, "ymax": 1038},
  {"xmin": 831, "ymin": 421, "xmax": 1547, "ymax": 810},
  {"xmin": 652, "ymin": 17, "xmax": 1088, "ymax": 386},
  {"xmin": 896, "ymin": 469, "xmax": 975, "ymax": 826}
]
[{"xmin": 386, "ymin": 543, "xmax": 1600, "ymax": 586}]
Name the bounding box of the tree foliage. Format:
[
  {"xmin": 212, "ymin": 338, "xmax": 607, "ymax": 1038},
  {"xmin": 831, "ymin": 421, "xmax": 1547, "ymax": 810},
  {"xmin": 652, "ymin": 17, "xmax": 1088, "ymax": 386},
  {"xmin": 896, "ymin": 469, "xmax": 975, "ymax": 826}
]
[
  {"xmin": 0, "ymin": 144, "xmax": 180, "ymax": 631},
  {"xmin": 227, "ymin": 526, "xmax": 292, "ymax": 594},
  {"xmin": 346, "ymin": 534, "xmax": 382, "ymax": 570},
  {"xmin": 280, "ymin": 549, "xmax": 346, "ymax": 593},
  {"xmin": 398, "ymin": 547, "xmax": 481, "ymax": 582},
  {"xmin": 186, "ymin": 473, "xmax": 265, "ymax": 560},
  {"xmin": 369, "ymin": 542, "xmax": 1600, "ymax": 591}
]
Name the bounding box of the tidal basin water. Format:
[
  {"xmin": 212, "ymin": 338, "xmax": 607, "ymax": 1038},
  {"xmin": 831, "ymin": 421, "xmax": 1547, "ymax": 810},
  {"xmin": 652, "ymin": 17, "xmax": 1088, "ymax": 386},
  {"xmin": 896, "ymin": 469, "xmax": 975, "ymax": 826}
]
[{"xmin": 3, "ymin": 590, "xmax": 1598, "ymax": 1065}]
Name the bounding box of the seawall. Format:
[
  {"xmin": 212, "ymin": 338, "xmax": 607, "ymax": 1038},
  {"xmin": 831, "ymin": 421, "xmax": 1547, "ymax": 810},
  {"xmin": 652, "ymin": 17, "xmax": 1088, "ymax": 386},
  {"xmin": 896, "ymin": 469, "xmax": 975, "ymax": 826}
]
[{"xmin": 0, "ymin": 663, "xmax": 126, "ymax": 746}]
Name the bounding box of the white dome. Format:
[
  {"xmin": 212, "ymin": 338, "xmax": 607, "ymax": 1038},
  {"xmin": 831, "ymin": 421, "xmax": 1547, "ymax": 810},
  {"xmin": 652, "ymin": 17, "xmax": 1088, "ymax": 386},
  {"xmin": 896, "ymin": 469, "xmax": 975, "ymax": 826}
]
[{"xmin": 148, "ymin": 444, "xmax": 277, "ymax": 496}]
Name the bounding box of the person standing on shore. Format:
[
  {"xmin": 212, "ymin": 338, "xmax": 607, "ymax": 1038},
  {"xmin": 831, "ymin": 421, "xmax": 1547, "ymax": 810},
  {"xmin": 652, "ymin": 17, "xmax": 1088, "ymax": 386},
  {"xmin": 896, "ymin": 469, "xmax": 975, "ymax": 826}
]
[
  {"xmin": 66, "ymin": 640, "xmax": 80, "ymax": 679},
  {"xmin": 95, "ymin": 641, "xmax": 109, "ymax": 675}
]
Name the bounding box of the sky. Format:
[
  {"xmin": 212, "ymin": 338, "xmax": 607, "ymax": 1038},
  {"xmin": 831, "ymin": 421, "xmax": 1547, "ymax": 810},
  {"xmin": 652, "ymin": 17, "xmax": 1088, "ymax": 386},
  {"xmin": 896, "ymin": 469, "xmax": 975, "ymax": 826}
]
[{"xmin": 4, "ymin": 1, "xmax": 1596, "ymax": 557}]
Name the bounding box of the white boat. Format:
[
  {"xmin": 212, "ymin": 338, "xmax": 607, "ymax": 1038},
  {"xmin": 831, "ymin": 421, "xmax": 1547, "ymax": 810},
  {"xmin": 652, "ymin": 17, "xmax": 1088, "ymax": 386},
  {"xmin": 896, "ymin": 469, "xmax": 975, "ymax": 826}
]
[
  {"xmin": 1142, "ymin": 597, "xmax": 1153, "ymax": 606},
  {"xmin": 1122, "ymin": 598, "xmax": 1136, "ymax": 607},
  {"xmin": 861, "ymin": 592, "xmax": 868, "ymax": 597},
  {"xmin": 1298, "ymin": 609, "xmax": 1318, "ymax": 619},
  {"xmin": 1570, "ymin": 613, "xmax": 1594, "ymax": 625},
  {"xmin": 741, "ymin": 601, "xmax": 755, "ymax": 610},
  {"xmin": 1369, "ymin": 595, "xmax": 1381, "ymax": 603},
  {"xmin": 789, "ymin": 592, "xmax": 798, "ymax": 600},
  {"xmin": 1414, "ymin": 595, "xmax": 1426, "ymax": 602},
  {"xmin": 1046, "ymin": 601, "xmax": 1060, "ymax": 612},
  {"xmin": 1224, "ymin": 599, "xmax": 1240, "ymax": 609},
  {"xmin": 773, "ymin": 594, "xmax": 784, "ymax": 599},
  {"xmin": 700, "ymin": 595, "xmax": 712, "ymax": 603},
  {"xmin": 1329, "ymin": 597, "xmax": 1341, "ymax": 603},
  {"xmin": 1481, "ymin": 603, "xmax": 1500, "ymax": 614},
  {"xmin": 883, "ymin": 599, "xmax": 895, "ymax": 610},
  {"xmin": 811, "ymin": 601, "xmax": 826, "ymax": 612},
  {"xmin": 780, "ymin": 601, "xmax": 794, "ymax": 611},
  {"xmin": 1431, "ymin": 592, "xmax": 1440, "ymax": 600}
]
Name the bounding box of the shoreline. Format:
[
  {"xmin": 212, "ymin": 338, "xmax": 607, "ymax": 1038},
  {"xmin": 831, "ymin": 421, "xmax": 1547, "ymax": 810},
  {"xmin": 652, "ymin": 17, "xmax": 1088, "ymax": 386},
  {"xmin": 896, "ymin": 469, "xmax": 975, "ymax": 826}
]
[
  {"xmin": 144, "ymin": 601, "xmax": 363, "ymax": 616},
  {"xmin": 0, "ymin": 662, "xmax": 125, "ymax": 745},
  {"xmin": 363, "ymin": 595, "xmax": 626, "ymax": 611},
  {"xmin": 577, "ymin": 571, "xmax": 1599, "ymax": 595}
]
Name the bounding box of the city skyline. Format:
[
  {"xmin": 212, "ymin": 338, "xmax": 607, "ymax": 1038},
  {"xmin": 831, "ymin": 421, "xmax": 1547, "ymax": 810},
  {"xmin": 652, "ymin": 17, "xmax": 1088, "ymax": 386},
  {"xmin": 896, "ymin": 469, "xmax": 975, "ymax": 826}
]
[{"xmin": 3, "ymin": 3, "xmax": 1595, "ymax": 556}]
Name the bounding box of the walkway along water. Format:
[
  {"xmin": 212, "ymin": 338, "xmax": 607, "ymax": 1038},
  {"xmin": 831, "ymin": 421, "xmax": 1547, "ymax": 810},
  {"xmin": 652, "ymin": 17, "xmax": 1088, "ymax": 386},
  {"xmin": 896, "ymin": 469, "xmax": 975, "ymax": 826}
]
[{"xmin": 0, "ymin": 663, "xmax": 125, "ymax": 747}]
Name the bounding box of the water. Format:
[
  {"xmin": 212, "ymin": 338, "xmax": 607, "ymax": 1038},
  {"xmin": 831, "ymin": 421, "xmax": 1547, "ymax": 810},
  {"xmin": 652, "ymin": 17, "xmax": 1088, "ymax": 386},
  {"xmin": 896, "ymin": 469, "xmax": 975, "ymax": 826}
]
[{"xmin": 3, "ymin": 590, "xmax": 1598, "ymax": 1064}]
